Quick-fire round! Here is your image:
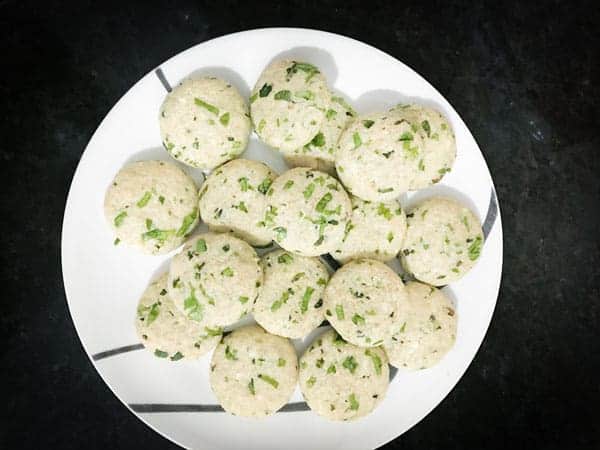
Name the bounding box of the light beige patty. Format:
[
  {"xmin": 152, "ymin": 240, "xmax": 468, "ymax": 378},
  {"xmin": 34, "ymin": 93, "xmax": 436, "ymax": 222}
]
[
  {"xmin": 324, "ymin": 259, "xmax": 407, "ymax": 347},
  {"xmin": 250, "ymin": 60, "xmax": 331, "ymax": 152},
  {"xmin": 168, "ymin": 232, "xmax": 262, "ymax": 328},
  {"xmin": 384, "ymin": 282, "xmax": 457, "ymax": 370},
  {"xmin": 159, "ymin": 77, "xmax": 251, "ymax": 169},
  {"xmin": 104, "ymin": 160, "xmax": 198, "ymax": 255},
  {"xmin": 209, "ymin": 325, "xmax": 298, "ymax": 417},
  {"xmin": 253, "ymin": 249, "xmax": 329, "ymax": 339},
  {"xmin": 198, "ymin": 159, "xmax": 277, "ymax": 246},
  {"xmin": 135, "ymin": 273, "xmax": 221, "ymax": 361},
  {"xmin": 400, "ymin": 197, "xmax": 484, "ymax": 286},
  {"xmin": 265, "ymin": 167, "xmax": 352, "ymax": 256},
  {"xmin": 299, "ymin": 329, "xmax": 389, "ymax": 421}
]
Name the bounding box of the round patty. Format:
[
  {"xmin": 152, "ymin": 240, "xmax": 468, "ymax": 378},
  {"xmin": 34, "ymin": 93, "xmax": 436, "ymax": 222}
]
[
  {"xmin": 209, "ymin": 325, "xmax": 298, "ymax": 417},
  {"xmin": 168, "ymin": 233, "xmax": 262, "ymax": 328},
  {"xmin": 198, "ymin": 159, "xmax": 277, "ymax": 246},
  {"xmin": 393, "ymin": 104, "xmax": 456, "ymax": 189},
  {"xmin": 335, "ymin": 109, "xmax": 425, "ymax": 201},
  {"xmin": 250, "ymin": 60, "xmax": 331, "ymax": 152},
  {"xmin": 299, "ymin": 329, "xmax": 389, "ymax": 421},
  {"xmin": 159, "ymin": 77, "xmax": 251, "ymax": 169},
  {"xmin": 332, "ymin": 196, "xmax": 407, "ymax": 263},
  {"xmin": 265, "ymin": 167, "xmax": 351, "ymax": 256},
  {"xmin": 135, "ymin": 273, "xmax": 221, "ymax": 361},
  {"xmin": 400, "ymin": 197, "xmax": 484, "ymax": 286},
  {"xmin": 104, "ymin": 160, "xmax": 198, "ymax": 255},
  {"xmin": 284, "ymin": 93, "xmax": 356, "ymax": 174},
  {"xmin": 324, "ymin": 259, "xmax": 407, "ymax": 347},
  {"xmin": 253, "ymin": 249, "xmax": 329, "ymax": 339},
  {"xmin": 383, "ymin": 282, "xmax": 457, "ymax": 370}
]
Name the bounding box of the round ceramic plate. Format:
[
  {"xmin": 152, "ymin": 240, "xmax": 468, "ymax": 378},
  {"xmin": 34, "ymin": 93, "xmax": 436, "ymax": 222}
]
[{"xmin": 62, "ymin": 28, "xmax": 502, "ymax": 450}]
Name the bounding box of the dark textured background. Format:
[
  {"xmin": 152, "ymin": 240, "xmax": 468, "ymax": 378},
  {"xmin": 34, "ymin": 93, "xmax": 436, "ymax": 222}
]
[{"xmin": 2, "ymin": 0, "xmax": 599, "ymax": 448}]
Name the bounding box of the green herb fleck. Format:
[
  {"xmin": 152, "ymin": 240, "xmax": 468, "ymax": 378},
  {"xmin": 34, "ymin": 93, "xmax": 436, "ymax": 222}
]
[
  {"xmin": 377, "ymin": 203, "xmax": 393, "ymax": 220},
  {"xmin": 259, "ymin": 83, "xmax": 272, "ymax": 97},
  {"xmin": 221, "ymin": 267, "xmax": 234, "ymax": 277},
  {"xmin": 295, "ymin": 90, "xmax": 314, "ymax": 100},
  {"xmin": 225, "ymin": 345, "xmax": 238, "ymax": 360},
  {"xmin": 309, "ymin": 132, "xmax": 325, "ymax": 147},
  {"xmin": 365, "ymin": 349, "xmax": 382, "ymax": 375},
  {"xmin": 283, "ymin": 180, "xmax": 294, "ymax": 190},
  {"xmin": 137, "ymin": 191, "xmax": 152, "ymax": 208},
  {"xmin": 352, "ymin": 314, "xmax": 365, "ymax": 326},
  {"xmin": 335, "ymin": 304, "xmax": 345, "ymax": 320},
  {"xmin": 387, "ymin": 231, "xmax": 394, "ymax": 242},
  {"xmin": 158, "ymin": 195, "xmax": 165, "ymax": 204},
  {"xmin": 348, "ymin": 393, "xmax": 359, "ymax": 410},
  {"xmin": 353, "ymin": 132, "xmax": 362, "ymax": 148},
  {"xmin": 258, "ymin": 374, "xmax": 279, "ymax": 388},
  {"xmin": 342, "ymin": 356, "xmax": 358, "ymax": 374},
  {"xmin": 170, "ymin": 352, "xmax": 184, "ymax": 361},
  {"xmin": 194, "ymin": 98, "xmax": 219, "ymax": 115},
  {"xmin": 113, "ymin": 238, "xmax": 120, "ymax": 245},
  {"xmin": 114, "ymin": 211, "xmax": 127, "ymax": 227},
  {"xmin": 238, "ymin": 177, "xmax": 250, "ymax": 192},
  {"xmin": 154, "ymin": 349, "xmax": 168, "ymax": 358},
  {"xmin": 273, "ymin": 226, "xmax": 287, "ymax": 242},
  {"xmin": 377, "ymin": 187, "xmax": 394, "ymax": 193},
  {"xmin": 300, "ymin": 287, "xmax": 314, "ymax": 313},
  {"xmin": 274, "ymin": 90, "xmax": 292, "ymax": 101},
  {"xmin": 271, "ymin": 290, "xmax": 290, "ymax": 311},
  {"xmin": 176, "ymin": 208, "xmax": 197, "ymax": 237},
  {"xmin": 306, "ymin": 376, "xmax": 317, "ymax": 387},
  {"xmin": 303, "ymin": 183, "xmax": 315, "ymax": 199},
  {"xmin": 239, "ymin": 296, "xmax": 249, "ymax": 304},
  {"xmin": 277, "ymin": 358, "xmax": 286, "ymax": 367},
  {"xmin": 278, "ymin": 253, "xmax": 293, "ymax": 264},
  {"xmin": 326, "ymin": 109, "xmax": 337, "ymax": 119},
  {"xmin": 204, "ymin": 326, "xmax": 222, "ymax": 336},
  {"xmin": 421, "ymin": 120, "xmax": 431, "ymax": 137},
  {"xmin": 286, "ymin": 62, "xmax": 320, "ymax": 81},
  {"xmin": 248, "ymin": 378, "xmax": 255, "ymax": 395},
  {"xmin": 183, "ymin": 289, "xmax": 202, "ymax": 322},
  {"xmin": 362, "ymin": 119, "xmax": 375, "ymax": 128},
  {"xmin": 219, "ymin": 112, "xmax": 230, "ymax": 126},
  {"xmin": 257, "ymin": 178, "xmax": 273, "ymax": 195},
  {"xmin": 468, "ymin": 236, "xmax": 483, "ymax": 260},
  {"xmin": 327, "ymin": 364, "xmax": 336, "ymax": 374}
]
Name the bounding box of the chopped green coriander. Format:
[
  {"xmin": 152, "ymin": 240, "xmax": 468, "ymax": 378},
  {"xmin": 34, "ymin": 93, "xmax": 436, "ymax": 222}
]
[
  {"xmin": 225, "ymin": 345, "xmax": 238, "ymax": 360},
  {"xmin": 362, "ymin": 119, "xmax": 375, "ymax": 128},
  {"xmin": 315, "ymin": 358, "xmax": 324, "ymax": 368},
  {"xmin": 142, "ymin": 228, "xmax": 174, "ymax": 243},
  {"xmin": 183, "ymin": 289, "xmax": 202, "ymax": 322},
  {"xmin": 352, "ymin": 314, "xmax": 365, "ymax": 326},
  {"xmin": 325, "ymin": 108, "xmax": 337, "ymax": 119},
  {"xmin": 295, "ymin": 90, "xmax": 314, "ymax": 100},
  {"xmin": 238, "ymin": 177, "xmax": 250, "ymax": 192},
  {"xmin": 377, "ymin": 187, "xmax": 394, "ymax": 193},
  {"xmin": 335, "ymin": 304, "xmax": 345, "ymax": 320},
  {"xmin": 113, "ymin": 237, "xmax": 120, "ymax": 245},
  {"xmin": 286, "ymin": 62, "xmax": 320, "ymax": 81},
  {"xmin": 353, "ymin": 132, "xmax": 362, "ymax": 148},
  {"xmin": 154, "ymin": 349, "xmax": 168, "ymax": 358},
  {"xmin": 306, "ymin": 376, "xmax": 317, "ymax": 387},
  {"xmin": 300, "ymin": 287, "xmax": 314, "ymax": 313},
  {"xmin": 249, "ymin": 93, "xmax": 258, "ymax": 104},
  {"xmin": 365, "ymin": 349, "xmax": 382, "ymax": 375},
  {"xmin": 248, "ymin": 378, "xmax": 256, "ymax": 395},
  {"xmin": 137, "ymin": 191, "xmax": 152, "ymax": 208},
  {"xmin": 158, "ymin": 195, "xmax": 165, "ymax": 204},
  {"xmin": 348, "ymin": 393, "xmax": 359, "ymax": 410},
  {"xmin": 399, "ymin": 131, "xmax": 413, "ymax": 141},
  {"xmin": 194, "ymin": 238, "xmax": 207, "ymax": 253},
  {"xmin": 303, "ymin": 183, "xmax": 315, "ymax": 199},
  {"xmin": 219, "ymin": 112, "xmax": 230, "ymax": 126},
  {"xmin": 204, "ymin": 326, "xmax": 222, "ymax": 336},
  {"xmin": 146, "ymin": 302, "xmax": 160, "ymax": 326},
  {"xmin": 421, "ymin": 120, "xmax": 431, "ymax": 137},
  {"xmin": 317, "ymin": 277, "xmax": 327, "ymax": 286},
  {"xmin": 277, "ymin": 253, "xmax": 293, "ymax": 264},
  {"xmin": 274, "ymin": 90, "xmax": 292, "ymax": 101},
  {"xmin": 309, "ymin": 132, "xmax": 325, "ymax": 147},
  {"xmin": 399, "ymin": 322, "xmax": 407, "ymax": 333},
  {"xmin": 283, "ymin": 180, "xmax": 294, "ymax": 190},
  {"xmin": 239, "ymin": 296, "xmax": 249, "ymax": 304},
  {"xmin": 257, "ymin": 177, "xmax": 273, "ymax": 194},
  {"xmin": 271, "ymin": 290, "xmax": 290, "ymax": 312},
  {"xmin": 315, "ymin": 193, "xmax": 333, "ymax": 212},
  {"xmin": 194, "ymin": 98, "xmax": 219, "ymax": 115},
  {"xmin": 342, "ymin": 356, "xmax": 358, "ymax": 373},
  {"xmin": 236, "ymin": 201, "xmax": 248, "ymax": 213},
  {"xmin": 259, "ymin": 83, "xmax": 272, "ymax": 97},
  {"xmin": 257, "ymin": 119, "xmax": 266, "ymax": 133},
  {"xmin": 176, "ymin": 208, "xmax": 197, "ymax": 237},
  {"xmin": 291, "ymin": 272, "xmax": 305, "ymax": 283},
  {"xmin": 462, "ymin": 216, "xmax": 470, "ymax": 230},
  {"xmin": 277, "ymin": 358, "xmax": 286, "ymax": 367},
  {"xmin": 387, "ymin": 231, "xmax": 394, "ymax": 242},
  {"xmin": 221, "ymin": 267, "xmax": 234, "ymax": 277},
  {"xmin": 468, "ymin": 236, "xmax": 483, "ymax": 260},
  {"xmin": 145, "ymin": 218, "xmax": 153, "ymax": 230},
  {"xmin": 258, "ymin": 374, "xmax": 279, "ymax": 388},
  {"xmin": 377, "ymin": 203, "xmax": 393, "ymax": 220},
  {"xmin": 273, "ymin": 226, "xmax": 287, "ymax": 242},
  {"xmin": 327, "ymin": 364, "xmax": 336, "ymax": 374},
  {"xmin": 114, "ymin": 211, "xmax": 127, "ymax": 227},
  {"xmin": 418, "ymin": 159, "xmax": 425, "ymax": 171},
  {"xmin": 170, "ymin": 352, "xmax": 184, "ymax": 361}
]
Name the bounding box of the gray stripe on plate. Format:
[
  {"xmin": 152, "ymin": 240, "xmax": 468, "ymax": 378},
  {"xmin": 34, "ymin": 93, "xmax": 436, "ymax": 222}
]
[
  {"xmin": 129, "ymin": 401, "xmax": 311, "ymax": 413},
  {"xmin": 92, "ymin": 343, "xmax": 144, "ymax": 361},
  {"xmin": 155, "ymin": 68, "xmax": 172, "ymax": 92},
  {"xmin": 482, "ymin": 188, "xmax": 498, "ymax": 239}
]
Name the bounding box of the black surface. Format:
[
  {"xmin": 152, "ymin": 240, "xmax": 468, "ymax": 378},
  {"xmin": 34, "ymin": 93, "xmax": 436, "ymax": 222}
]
[{"xmin": 2, "ymin": 1, "xmax": 599, "ymax": 449}]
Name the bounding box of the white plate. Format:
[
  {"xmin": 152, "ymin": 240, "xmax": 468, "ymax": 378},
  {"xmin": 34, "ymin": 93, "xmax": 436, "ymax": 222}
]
[{"xmin": 62, "ymin": 28, "xmax": 502, "ymax": 450}]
